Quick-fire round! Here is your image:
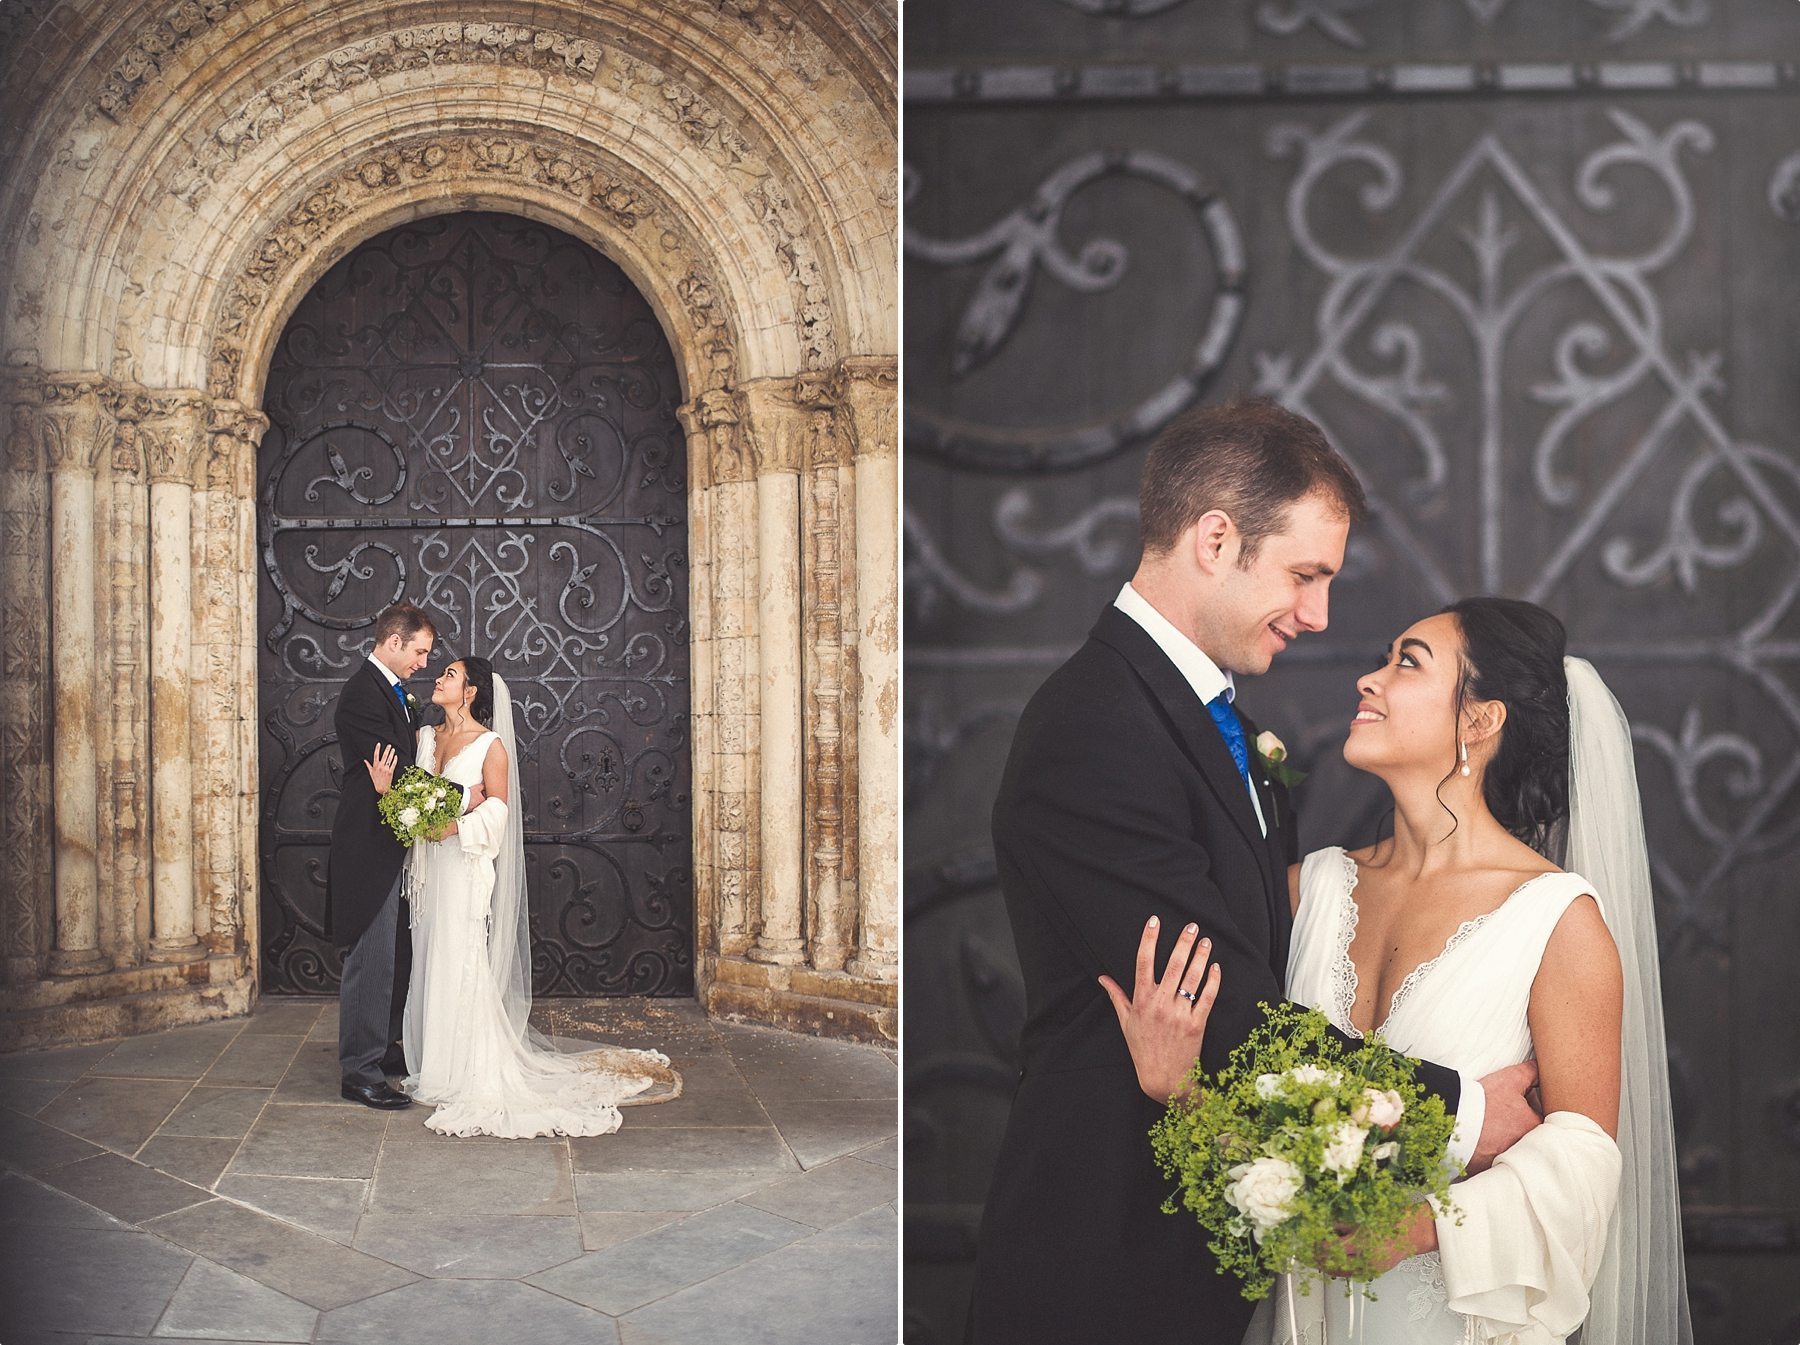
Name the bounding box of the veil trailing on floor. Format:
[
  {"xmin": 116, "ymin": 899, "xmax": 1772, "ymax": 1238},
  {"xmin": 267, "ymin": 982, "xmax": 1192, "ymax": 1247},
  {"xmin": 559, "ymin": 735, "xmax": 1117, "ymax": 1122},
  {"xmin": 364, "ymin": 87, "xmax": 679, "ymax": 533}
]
[
  {"xmin": 481, "ymin": 675, "xmax": 676, "ymax": 1088},
  {"xmin": 1555, "ymin": 656, "xmax": 1692, "ymax": 1345}
]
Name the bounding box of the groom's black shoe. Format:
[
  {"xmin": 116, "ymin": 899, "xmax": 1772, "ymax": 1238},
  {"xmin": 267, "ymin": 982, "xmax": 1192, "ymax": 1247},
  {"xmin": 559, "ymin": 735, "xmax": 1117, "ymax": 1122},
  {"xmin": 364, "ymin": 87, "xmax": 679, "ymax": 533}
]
[{"xmin": 341, "ymin": 1079, "xmax": 411, "ymax": 1109}]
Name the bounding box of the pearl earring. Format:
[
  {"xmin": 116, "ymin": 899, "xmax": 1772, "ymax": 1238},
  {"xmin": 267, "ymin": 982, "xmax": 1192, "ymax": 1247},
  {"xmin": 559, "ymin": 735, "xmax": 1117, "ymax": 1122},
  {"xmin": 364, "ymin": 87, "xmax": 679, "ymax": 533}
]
[{"xmin": 1459, "ymin": 739, "xmax": 1470, "ymax": 778}]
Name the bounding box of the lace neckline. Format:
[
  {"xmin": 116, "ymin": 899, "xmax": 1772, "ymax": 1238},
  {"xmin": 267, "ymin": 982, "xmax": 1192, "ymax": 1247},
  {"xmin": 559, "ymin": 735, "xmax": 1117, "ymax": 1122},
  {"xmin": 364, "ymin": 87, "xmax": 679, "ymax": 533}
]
[
  {"xmin": 1329, "ymin": 847, "xmax": 1560, "ymax": 1039},
  {"xmin": 423, "ymin": 725, "xmax": 494, "ymax": 777}
]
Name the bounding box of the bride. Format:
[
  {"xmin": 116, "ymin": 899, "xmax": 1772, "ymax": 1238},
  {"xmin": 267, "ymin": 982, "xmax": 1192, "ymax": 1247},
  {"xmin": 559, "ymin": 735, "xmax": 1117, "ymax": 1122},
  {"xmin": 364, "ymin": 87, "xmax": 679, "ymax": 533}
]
[
  {"xmin": 365, "ymin": 654, "xmax": 673, "ymax": 1138},
  {"xmin": 1109, "ymin": 597, "xmax": 1690, "ymax": 1345}
]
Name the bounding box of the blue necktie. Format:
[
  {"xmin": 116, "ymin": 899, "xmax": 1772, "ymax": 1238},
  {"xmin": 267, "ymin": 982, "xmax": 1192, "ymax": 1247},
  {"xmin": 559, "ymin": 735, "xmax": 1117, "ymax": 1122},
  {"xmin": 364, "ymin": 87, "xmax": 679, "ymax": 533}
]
[
  {"xmin": 392, "ymin": 681, "xmax": 409, "ymax": 715},
  {"xmin": 1207, "ymin": 694, "xmax": 1250, "ymax": 782}
]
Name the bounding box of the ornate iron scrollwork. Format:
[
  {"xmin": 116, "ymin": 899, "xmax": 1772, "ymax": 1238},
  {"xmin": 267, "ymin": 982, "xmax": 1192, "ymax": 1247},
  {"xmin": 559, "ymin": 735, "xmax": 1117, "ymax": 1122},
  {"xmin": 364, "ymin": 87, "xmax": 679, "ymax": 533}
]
[
  {"xmin": 257, "ymin": 212, "xmax": 692, "ymax": 997},
  {"xmin": 905, "ymin": 150, "xmax": 1246, "ymax": 472}
]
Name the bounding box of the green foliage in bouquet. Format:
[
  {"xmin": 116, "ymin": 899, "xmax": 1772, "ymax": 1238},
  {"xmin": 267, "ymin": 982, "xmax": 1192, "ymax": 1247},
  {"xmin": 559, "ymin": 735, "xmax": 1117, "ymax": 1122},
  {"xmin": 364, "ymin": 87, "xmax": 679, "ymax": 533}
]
[
  {"xmin": 1150, "ymin": 1001, "xmax": 1460, "ymax": 1301},
  {"xmin": 376, "ymin": 765, "xmax": 464, "ymax": 846}
]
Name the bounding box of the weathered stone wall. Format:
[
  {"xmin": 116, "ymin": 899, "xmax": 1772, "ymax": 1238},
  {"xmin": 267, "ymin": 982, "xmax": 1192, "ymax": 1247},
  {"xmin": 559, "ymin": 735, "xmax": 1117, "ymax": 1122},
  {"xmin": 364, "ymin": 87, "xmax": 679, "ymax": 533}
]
[{"xmin": 0, "ymin": 0, "xmax": 897, "ymax": 1049}]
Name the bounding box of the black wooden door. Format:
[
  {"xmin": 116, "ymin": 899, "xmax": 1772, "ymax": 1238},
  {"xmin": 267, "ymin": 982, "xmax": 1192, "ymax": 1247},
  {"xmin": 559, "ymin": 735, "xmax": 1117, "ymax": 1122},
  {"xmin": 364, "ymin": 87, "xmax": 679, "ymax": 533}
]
[{"xmin": 257, "ymin": 212, "xmax": 692, "ymax": 998}]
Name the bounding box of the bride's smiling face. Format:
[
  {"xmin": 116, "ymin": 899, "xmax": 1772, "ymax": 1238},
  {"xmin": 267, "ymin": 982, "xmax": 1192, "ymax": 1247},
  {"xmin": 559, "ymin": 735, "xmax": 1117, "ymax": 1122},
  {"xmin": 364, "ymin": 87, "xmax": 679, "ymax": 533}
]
[
  {"xmin": 1342, "ymin": 612, "xmax": 1467, "ymax": 778},
  {"xmin": 431, "ymin": 661, "xmax": 475, "ymax": 715}
]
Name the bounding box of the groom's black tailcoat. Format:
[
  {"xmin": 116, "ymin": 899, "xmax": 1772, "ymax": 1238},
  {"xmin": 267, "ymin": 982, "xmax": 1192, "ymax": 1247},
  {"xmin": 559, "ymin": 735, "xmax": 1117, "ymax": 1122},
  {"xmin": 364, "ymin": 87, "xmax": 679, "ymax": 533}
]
[
  {"xmin": 967, "ymin": 606, "xmax": 1461, "ymax": 1344},
  {"xmin": 327, "ymin": 661, "xmax": 413, "ymax": 950}
]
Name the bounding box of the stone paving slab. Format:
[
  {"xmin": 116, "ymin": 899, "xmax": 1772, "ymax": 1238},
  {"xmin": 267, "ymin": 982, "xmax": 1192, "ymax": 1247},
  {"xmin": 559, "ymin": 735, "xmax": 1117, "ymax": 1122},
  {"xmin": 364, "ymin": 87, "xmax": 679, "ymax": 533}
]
[
  {"xmin": 573, "ymin": 1168, "xmax": 790, "ymax": 1212},
  {"xmin": 737, "ymin": 1156, "xmax": 896, "ymax": 1229},
  {"xmin": 568, "ymin": 1124, "xmax": 798, "ymax": 1175},
  {"xmin": 755, "ymin": 1097, "xmax": 898, "ymax": 1169},
  {"xmin": 0, "ymin": 1040, "xmax": 119, "ymax": 1083},
  {"xmin": 36, "ymin": 1076, "xmax": 193, "ymax": 1153},
  {"xmin": 579, "ymin": 1209, "xmax": 686, "ymax": 1250},
  {"xmin": 527, "ymin": 1202, "xmax": 813, "ymax": 1316},
  {"xmin": 155, "ymin": 1257, "xmax": 319, "ymax": 1342},
  {"xmin": 352, "ymin": 1210, "xmax": 586, "ymax": 1278},
  {"xmin": 617, "ymin": 1205, "xmax": 896, "ymax": 1345},
  {"xmin": 0, "ymin": 1075, "xmax": 71, "ymax": 1115},
  {"xmin": 372, "ymin": 1136, "xmax": 577, "ymax": 1216},
  {"xmin": 270, "ymin": 1038, "xmax": 356, "ymax": 1103},
  {"xmin": 156, "ymin": 1086, "xmax": 273, "ymax": 1139},
  {"xmin": 214, "ymin": 1173, "xmax": 370, "ymax": 1243},
  {"xmin": 87, "ymin": 1022, "xmax": 244, "ymax": 1081},
  {"xmin": 856, "ymin": 1134, "xmax": 898, "ymax": 1169},
  {"xmin": 35, "ymin": 1151, "xmax": 213, "ymax": 1225},
  {"xmin": 237, "ymin": 998, "xmax": 325, "ymax": 1035},
  {"xmin": 201, "ymin": 1033, "xmax": 308, "ymax": 1088},
  {"xmin": 228, "ymin": 1103, "xmax": 388, "ymax": 1179},
  {"xmin": 0, "ymin": 1107, "xmax": 110, "ymax": 1172},
  {"xmin": 715, "ymin": 1025, "xmax": 899, "ymax": 1101},
  {"xmin": 136, "ymin": 1135, "xmax": 241, "ymax": 1188},
  {"xmin": 0, "ymin": 1218, "xmax": 195, "ymax": 1340},
  {"xmin": 314, "ymin": 1278, "xmax": 621, "ymax": 1345},
  {"xmin": 145, "ymin": 1199, "xmax": 419, "ymax": 1311}
]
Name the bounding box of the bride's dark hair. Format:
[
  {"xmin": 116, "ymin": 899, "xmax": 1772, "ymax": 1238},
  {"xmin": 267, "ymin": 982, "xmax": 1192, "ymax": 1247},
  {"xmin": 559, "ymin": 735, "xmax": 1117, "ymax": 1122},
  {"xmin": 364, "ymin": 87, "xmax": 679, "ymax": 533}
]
[
  {"xmin": 1443, "ymin": 597, "xmax": 1569, "ymax": 851},
  {"xmin": 457, "ymin": 655, "xmax": 496, "ymax": 727}
]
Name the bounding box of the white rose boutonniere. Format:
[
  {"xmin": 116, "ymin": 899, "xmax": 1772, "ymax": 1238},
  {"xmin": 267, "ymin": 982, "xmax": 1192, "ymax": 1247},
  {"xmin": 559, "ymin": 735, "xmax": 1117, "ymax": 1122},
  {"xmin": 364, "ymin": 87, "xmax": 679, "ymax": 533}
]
[{"xmin": 1253, "ymin": 729, "xmax": 1306, "ymax": 789}]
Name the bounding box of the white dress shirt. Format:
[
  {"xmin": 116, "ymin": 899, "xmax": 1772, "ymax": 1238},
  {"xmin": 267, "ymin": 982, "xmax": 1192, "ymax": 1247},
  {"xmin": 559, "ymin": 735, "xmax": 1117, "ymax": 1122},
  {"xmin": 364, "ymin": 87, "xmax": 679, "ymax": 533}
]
[{"xmin": 1113, "ymin": 583, "xmax": 1266, "ymax": 836}]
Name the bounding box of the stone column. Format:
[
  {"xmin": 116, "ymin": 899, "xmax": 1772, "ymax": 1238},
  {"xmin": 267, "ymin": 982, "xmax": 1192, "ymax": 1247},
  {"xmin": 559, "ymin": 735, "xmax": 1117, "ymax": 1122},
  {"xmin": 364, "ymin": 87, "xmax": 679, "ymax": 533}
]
[
  {"xmin": 143, "ymin": 394, "xmax": 207, "ymax": 963},
  {"xmin": 840, "ymin": 357, "xmax": 898, "ymax": 981},
  {"xmin": 679, "ymin": 390, "xmax": 758, "ymax": 958},
  {"xmin": 0, "ymin": 372, "xmax": 52, "ymax": 983},
  {"xmin": 797, "ymin": 373, "xmax": 856, "ymax": 973},
  {"xmin": 106, "ymin": 386, "xmax": 154, "ymax": 966},
  {"xmin": 739, "ymin": 379, "xmax": 809, "ymax": 968},
  {"xmin": 202, "ymin": 402, "xmax": 268, "ymax": 956},
  {"xmin": 41, "ymin": 376, "xmax": 113, "ymax": 975}
]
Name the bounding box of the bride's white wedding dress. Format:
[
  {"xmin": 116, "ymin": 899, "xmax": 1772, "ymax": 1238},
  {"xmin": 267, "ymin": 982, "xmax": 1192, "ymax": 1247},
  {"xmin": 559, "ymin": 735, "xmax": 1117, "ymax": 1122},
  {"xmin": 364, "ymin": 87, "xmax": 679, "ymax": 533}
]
[
  {"xmin": 400, "ymin": 720, "xmax": 671, "ymax": 1138},
  {"xmin": 1242, "ymin": 658, "xmax": 1688, "ymax": 1345},
  {"xmin": 1264, "ymin": 847, "xmax": 1620, "ymax": 1345}
]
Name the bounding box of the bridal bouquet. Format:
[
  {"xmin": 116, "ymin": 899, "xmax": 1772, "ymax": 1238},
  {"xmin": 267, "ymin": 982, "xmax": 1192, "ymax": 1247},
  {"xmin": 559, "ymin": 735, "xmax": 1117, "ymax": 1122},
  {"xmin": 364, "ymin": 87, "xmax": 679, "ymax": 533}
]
[
  {"xmin": 377, "ymin": 766, "xmax": 464, "ymax": 846},
  {"xmin": 1151, "ymin": 1001, "xmax": 1459, "ymax": 1302}
]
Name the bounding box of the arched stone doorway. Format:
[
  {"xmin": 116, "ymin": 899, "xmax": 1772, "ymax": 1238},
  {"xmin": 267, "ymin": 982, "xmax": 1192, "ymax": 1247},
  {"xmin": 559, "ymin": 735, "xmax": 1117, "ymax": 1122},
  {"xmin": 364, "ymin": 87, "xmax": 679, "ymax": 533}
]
[
  {"xmin": 0, "ymin": 2, "xmax": 897, "ymax": 1049},
  {"xmin": 257, "ymin": 210, "xmax": 694, "ymax": 999}
]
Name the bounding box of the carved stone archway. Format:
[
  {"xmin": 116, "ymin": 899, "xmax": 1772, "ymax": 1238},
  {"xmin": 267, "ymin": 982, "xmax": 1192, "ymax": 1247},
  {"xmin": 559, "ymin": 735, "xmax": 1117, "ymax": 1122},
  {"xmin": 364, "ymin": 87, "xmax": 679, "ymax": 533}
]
[{"xmin": 0, "ymin": 0, "xmax": 897, "ymax": 1049}]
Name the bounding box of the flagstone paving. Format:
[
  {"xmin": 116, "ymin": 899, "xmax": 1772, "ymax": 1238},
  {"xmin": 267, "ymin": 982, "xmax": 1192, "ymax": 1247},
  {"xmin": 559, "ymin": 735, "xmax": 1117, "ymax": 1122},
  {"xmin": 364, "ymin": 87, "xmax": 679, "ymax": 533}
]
[{"xmin": 0, "ymin": 998, "xmax": 897, "ymax": 1345}]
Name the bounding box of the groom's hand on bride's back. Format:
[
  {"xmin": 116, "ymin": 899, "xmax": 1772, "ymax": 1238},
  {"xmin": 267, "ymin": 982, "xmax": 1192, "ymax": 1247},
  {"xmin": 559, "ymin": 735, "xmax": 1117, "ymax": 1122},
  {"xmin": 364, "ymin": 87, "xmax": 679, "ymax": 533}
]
[
  {"xmin": 1099, "ymin": 915, "xmax": 1221, "ymax": 1103},
  {"xmin": 1468, "ymin": 1059, "xmax": 1543, "ymax": 1174}
]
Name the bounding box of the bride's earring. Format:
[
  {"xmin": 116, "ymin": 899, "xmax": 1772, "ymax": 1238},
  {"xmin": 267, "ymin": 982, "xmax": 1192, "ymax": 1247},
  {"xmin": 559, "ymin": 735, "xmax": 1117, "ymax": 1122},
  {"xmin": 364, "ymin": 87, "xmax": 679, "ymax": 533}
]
[{"xmin": 1459, "ymin": 739, "xmax": 1470, "ymax": 777}]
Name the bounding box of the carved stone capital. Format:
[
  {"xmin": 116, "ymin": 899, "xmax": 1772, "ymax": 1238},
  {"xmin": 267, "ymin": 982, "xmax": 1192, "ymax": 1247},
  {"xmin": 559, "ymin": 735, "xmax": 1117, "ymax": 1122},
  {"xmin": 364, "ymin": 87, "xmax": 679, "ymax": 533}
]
[
  {"xmin": 207, "ymin": 400, "xmax": 270, "ymax": 448},
  {"xmin": 141, "ymin": 393, "xmax": 211, "ymax": 485},
  {"xmin": 836, "ymin": 356, "xmax": 897, "ymax": 461},
  {"xmin": 736, "ymin": 378, "xmax": 815, "ymax": 476},
  {"xmin": 38, "ymin": 375, "xmax": 115, "ymax": 475}
]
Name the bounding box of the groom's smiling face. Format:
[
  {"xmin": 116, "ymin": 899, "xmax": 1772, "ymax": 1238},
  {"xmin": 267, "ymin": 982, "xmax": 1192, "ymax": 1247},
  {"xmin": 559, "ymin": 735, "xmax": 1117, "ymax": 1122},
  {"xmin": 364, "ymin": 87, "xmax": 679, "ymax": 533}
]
[{"xmin": 1207, "ymin": 491, "xmax": 1348, "ymax": 676}]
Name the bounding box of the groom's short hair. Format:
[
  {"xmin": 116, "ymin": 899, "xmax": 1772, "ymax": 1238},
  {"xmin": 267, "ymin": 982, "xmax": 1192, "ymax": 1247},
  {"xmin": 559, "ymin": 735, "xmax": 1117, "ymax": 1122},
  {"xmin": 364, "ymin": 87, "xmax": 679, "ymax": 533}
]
[
  {"xmin": 1138, "ymin": 398, "xmax": 1367, "ymax": 561},
  {"xmin": 373, "ymin": 603, "xmax": 435, "ymax": 649}
]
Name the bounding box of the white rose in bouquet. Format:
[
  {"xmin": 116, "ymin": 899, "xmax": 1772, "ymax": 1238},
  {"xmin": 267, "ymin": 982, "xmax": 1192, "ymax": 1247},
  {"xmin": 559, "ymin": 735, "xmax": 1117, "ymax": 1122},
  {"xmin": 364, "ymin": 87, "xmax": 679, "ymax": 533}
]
[
  {"xmin": 1225, "ymin": 1156, "xmax": 1303, "ymax": 1238},
  {"xmin": 1320, "ymin": 1121, "xmax": 1369, "ymax": 1177},
  {"xmin": 398, "ymin": 806, "xmax": 420, "ymax": 827},
  {"xmin": 1354, "ymin": 1087, "xmax": 1406, "ymax": 1129},
  {"xmin": 1254, "ymin": 1072, "xmax": 1283, "ymax": 1100}
]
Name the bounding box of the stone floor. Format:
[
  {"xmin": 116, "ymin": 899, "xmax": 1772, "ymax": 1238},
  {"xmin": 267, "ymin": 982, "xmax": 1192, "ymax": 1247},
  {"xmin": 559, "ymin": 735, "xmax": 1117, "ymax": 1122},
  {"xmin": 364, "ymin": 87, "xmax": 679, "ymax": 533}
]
[{"xmin": 0, "ymin": 997, "xmax": 897, "ymax": 1345}]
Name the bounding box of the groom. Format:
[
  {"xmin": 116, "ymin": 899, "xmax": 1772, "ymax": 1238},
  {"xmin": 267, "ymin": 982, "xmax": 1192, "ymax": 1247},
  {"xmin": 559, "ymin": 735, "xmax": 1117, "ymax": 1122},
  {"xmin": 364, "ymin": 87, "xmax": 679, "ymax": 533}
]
[
  {"xmin": 967, "ymin": 400, "xmax": 1541, "ymax": 1342},
  {"xmin": 328, "ymin": 601, "xmax": 439, "ymax": 1110}
]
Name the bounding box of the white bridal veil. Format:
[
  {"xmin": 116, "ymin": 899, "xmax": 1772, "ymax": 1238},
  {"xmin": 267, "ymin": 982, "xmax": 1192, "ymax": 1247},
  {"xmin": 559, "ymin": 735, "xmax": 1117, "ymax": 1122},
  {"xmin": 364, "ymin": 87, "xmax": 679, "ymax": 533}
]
[
  {"xmin": 1558, "ymin": 656, "xmax": 1693, "ymax": 1345},
  {"xmin": 484, "ymin": 673, "xmax": 537, "ymax": 1050}
]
